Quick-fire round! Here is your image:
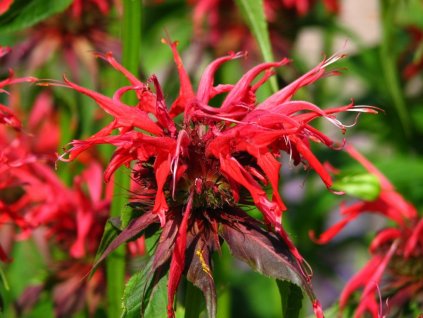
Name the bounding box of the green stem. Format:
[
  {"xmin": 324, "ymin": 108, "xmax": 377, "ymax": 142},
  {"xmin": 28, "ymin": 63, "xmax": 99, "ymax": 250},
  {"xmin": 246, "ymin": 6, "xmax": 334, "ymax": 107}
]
[
  {"xmin": 380, "ymin": 0, "xmax": 411, "ymax": 136},
  {"xmin": 106, "ymin": 1, "xmax": 141, "ymax": 317},
  {"xmin": 235, "ymin": 0, "xmax": 278, "ymax": 93}
]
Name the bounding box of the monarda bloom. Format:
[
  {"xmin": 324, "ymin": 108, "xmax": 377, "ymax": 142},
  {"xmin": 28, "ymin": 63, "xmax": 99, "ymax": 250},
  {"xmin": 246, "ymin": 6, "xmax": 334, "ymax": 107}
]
[
  {"xmin": 55, "ymin": 41, "xmax": 375, "ymax": 318},
  {"xmin": 312, "ymin": 145, "xmax": 423, "ymax": 317},
  {"xmin": 2, "ymin": 0, "xmax": 119, "ymax": 82},
  {"xmin": 0, "ymin": 45, "xmax": 36, "ymax": 262}
]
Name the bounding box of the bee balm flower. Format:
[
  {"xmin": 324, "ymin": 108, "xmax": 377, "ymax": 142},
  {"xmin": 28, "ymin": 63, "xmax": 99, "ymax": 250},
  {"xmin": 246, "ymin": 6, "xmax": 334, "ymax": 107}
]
[
  {"xmin": 312, "ymin": 145, "xmax": 423, "ymax": 317},
  {"xmin": 55, "ymin": 41, "xmax": 375, "ymax": 318}
]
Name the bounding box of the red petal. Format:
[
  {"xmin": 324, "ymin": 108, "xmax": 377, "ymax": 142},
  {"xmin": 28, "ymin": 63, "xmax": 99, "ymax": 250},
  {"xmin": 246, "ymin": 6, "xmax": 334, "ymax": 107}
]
[
  {"xmin": 404, "ymin": 218, "xmax": 423, "ymax": 257},
  {"xmin": 309, "ymin": 205, "xmax": 360, "ymax": 244},
  {"xmin": 257, "ymin": 58, "xmax": 331, "ymax": 110},
  {"xmin": 197, "ymin": 51, "xmax": 245, "ymax": 103},
  {"xmin": 163, "ymin": 39, "xmax": 195, "ymax": 118},
  {"xmin": 153, "ymin": 153, "xmax": 172, "ymax": 226},
  {"xmin": 369, "ymin": 228, "xmax": 400, "ymax": 253},
  {"xmin": 63, "ymin": 77, "xmax": 163, "ymax": 135},
  {"xmin": 0, "ymin": 0, "xmax": 13, "ymax": 15},
  {"xmin": 0, "ymin": 244, "xmax": 11, "ymax": 263},
  {"xmin": 221, "ymin": 59, "xmax": 290, "ymax": 112},
  {"xmin": 290, "ymin": 136, "xmax": 332, "ymax": 188},
  {"xmin": 256, "ymin": 151, "xmax": 286, "ymax": 210},
  {"xmin": 167, "ymin": 193, "xmax": 193, "ymax": 318}
]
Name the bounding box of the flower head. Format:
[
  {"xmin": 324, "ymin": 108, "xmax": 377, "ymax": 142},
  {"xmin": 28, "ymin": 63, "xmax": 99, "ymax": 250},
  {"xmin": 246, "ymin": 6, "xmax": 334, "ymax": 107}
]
[
  {"xmin": 55, "ymin": 41, "xmax": 374, "ymax": 317},
  {"xmin": 0, "ymin": 46, "xmax": 37, "ymax": 261},
  {"xmin": 2, "ymin": 0, "xmax": 119, "ymax": 82},
  {"xmin": 312, "ymin": 145, "xmax": 423, "ymax": 317}
]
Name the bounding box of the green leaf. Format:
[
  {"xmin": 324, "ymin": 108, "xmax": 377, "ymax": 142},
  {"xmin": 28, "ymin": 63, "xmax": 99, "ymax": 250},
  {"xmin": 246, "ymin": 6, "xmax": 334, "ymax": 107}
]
[
  {"xmin": 0, "ymin": 266, "xmax": 9, "ymax": 313},
  {"xmin": 0, "ymin": 0, "xmax": 73, "ymax": 33},
  {"xmin": 122, "ymin": 259, "xmax": 168, "ymax": 318},
  {"xmin": 0, "ymin": 267, "xmax": 9, "ymax": 292},
  {"xmin": 144, "ymin": 274, "xmax": 168, "ymax": 318},
  {"xmin": 277, "ymin": 280, "xmax": 303, "ymax": 318},
  {"xmin": 331, "ymin": 173, "xmax": 381, "ymax": 201},
  {"xmin": 234, "ymin": 0, "xmax": 277, "ymax": 92},
  {"xmin": 122, "ymin": 262, "xmax": 151, "ymax": 318}
]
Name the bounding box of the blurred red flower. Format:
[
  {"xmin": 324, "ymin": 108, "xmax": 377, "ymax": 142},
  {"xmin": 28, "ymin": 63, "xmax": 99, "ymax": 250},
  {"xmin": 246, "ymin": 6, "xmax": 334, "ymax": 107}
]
[
  {"xmin": 312, "ymin": 145, "xmax": 423, "ymax": 317},
  {"xmin": 190, "ymin": 0, "xmax": 339, "ymax": 59},
  {"xmin": 0, "ymin": 0, "xmax": 13, "ymax": 14},
  {"xmin": 2, "ymin": 0, "xmax": 119, "ymax": 82},
  {"xmin": 0, "ymin": 46, "xmax": 37, "ymax": 262}
]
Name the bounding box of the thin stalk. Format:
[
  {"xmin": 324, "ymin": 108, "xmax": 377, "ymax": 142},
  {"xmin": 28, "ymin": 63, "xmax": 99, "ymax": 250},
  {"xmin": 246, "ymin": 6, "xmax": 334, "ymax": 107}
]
[
  {"xmin": 106, "ymin": 1, "xmax": 141, "ymax": 317},
  {"xmin": 380, "ymin": 0, "xmax": 411, "ymax": 136}
]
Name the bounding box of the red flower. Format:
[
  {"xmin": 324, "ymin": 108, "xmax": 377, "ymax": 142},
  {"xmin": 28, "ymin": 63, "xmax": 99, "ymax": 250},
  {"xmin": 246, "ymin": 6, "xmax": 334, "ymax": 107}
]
[
  {"xmin": 312, "ymin": 145, "xmax": 423, "ymax": 317},
  {"xmin": 401, "ymin": 26, "xmax": 423, "ymax": 80},
  {"xmin": 3, "ymin": 0, "xmax": 119, "ymax": 82},
  {"xmin": 0, "ymin": 46, "xmax": 36, "ymax": 261},
  {"xmin": 1, "ymin": 47, "xmax": 37, "ymax": 130},
  {"xmin": 191, "ymin": 0, "xmax": 339, "ymax": 58},
  {"xmin": 0, "ymin": 0, "xmax": 13, "ymax": 14},
  {"xmin": 280, "ymin": 0, "xmax": 339, "ymax": 15},
  {"xmin": 55, "ymin": 42, "xmax": 374, "ymax": 318}
]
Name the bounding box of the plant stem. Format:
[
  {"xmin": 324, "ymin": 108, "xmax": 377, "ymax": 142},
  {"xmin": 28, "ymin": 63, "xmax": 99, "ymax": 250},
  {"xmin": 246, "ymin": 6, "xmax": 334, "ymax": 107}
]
[
  {"xmin": 380, "ymin": 0, "xmax": 411, "ymax": 136},
  {"xmin": 106, "ymin": 1, "xmax": 141, "ymax": 317}
]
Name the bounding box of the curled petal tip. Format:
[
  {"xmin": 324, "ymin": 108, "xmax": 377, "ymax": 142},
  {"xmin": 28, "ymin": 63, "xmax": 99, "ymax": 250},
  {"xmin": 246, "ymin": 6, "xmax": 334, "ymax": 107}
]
[
  {"xmin": 161, "ymin": 37, "xmax": 178, "ymax": 47},
  {"xmin": 308, "ymin": 230, "xmax": 328, "ymax": 245},
  {"xmin": 313, "ymin": 300, "xmax": 325, "ymax": 318},
  {"xmin": 348, "ymin": 105, "xmax": 382, "ymax": 114}
]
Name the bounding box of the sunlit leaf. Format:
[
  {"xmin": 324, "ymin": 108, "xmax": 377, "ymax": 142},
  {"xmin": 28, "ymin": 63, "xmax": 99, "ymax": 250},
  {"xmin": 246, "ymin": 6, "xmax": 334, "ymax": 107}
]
[
  {"xmin": 234, "ymin": 0, "xmax": 277, "ymax": 92},
  {"xmin": 122, "ymin": 259, "xmax": 168, "ymax": 318},
  {"xmin": 0, "ymin": 0, "xmax": 73, "ymax": 33}
]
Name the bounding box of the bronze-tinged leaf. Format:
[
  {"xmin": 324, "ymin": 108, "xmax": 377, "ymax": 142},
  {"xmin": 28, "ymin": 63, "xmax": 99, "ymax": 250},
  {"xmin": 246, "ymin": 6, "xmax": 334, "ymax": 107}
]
[
  {"xmin": 220, "ymin": 218, "xmax": 318, "ymax": 305},
  {"xmin": 151, "ymin": 218, "xmax": 179, "ymax": 272},
  {"xmin": 186, "ymin": 235, "xmax": 217, "ymax": 318},
  {"xmin": 93, "ymin": 210, "xmax": 158, "ymax": 269}
]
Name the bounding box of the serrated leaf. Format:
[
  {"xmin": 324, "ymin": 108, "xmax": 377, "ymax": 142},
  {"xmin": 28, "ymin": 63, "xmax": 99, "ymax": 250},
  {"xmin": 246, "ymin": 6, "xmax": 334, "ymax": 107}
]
[
  {"xmin": 122, "ymin": 259, "xmax": 168, "ymax": 318},
  {"xmin": 92, "ymin": 211, "xmax": 158, "ymax": 271},
  {"xmin": 0, "ymin": 0, "xmax": 73, "ymax": 33},
  {"xmin": 220, "ymin": 216, "xmax": 318, "ymax": 307},
  {"xmin": 122, "ymin": 261, "xmax": 151, "ymax": 318},
  {"xmin": 332, "ymin": 173, "xmax": 381, "ymax": 201},
  {"xmin": 277, "ymin": 280, "xmax": 303, "ymax": 318},
  {"xmin": 234, "ymin": 0, "xmax": 277, "ymax": 92},
  {"xmin": 143, "ymin": 273, "xmax": 168, "ymax": 318}
]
